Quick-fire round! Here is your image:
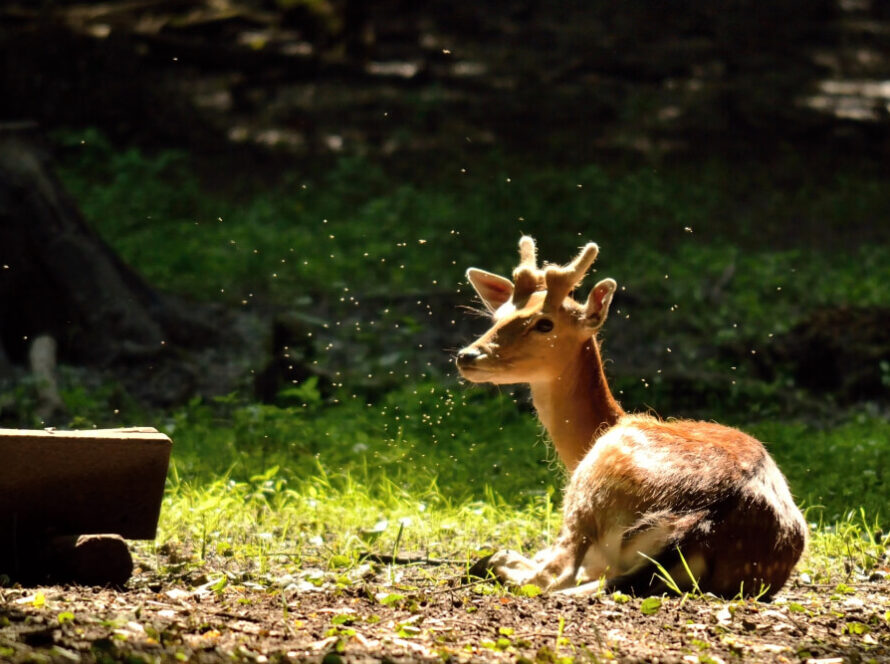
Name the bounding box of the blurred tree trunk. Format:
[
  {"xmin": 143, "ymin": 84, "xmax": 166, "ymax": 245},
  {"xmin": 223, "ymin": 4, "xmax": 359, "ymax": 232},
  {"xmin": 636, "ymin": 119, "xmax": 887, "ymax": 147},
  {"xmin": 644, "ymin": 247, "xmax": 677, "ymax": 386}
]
[{"xmin": 0, "ymin": 132, "xmax": 217, "ymax": 403}]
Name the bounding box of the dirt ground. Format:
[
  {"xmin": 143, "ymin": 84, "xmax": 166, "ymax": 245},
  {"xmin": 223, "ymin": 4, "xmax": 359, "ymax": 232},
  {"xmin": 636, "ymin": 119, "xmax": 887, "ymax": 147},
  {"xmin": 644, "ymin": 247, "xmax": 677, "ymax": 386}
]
[{"xmin": 2, "ymin": 551, "xmax": 889, "ymax": 664}]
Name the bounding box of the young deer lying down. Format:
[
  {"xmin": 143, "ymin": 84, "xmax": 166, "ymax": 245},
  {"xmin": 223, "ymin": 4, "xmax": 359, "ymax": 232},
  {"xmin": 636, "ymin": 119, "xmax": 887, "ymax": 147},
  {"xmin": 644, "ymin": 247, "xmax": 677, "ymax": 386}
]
[{"xmin": 456, "ymin": 237, "xmax": 807, "ymax": 597}]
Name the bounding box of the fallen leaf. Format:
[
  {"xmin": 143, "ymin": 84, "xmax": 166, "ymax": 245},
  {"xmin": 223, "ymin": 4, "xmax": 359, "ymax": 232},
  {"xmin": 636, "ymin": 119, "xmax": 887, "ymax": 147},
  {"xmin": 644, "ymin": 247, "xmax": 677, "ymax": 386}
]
[
  {"xmin": 515, "ymin": 585, "xmax": 542, "ymax": 598},
  {"xmin": 640, "ymin": 597, "xmax": 662, "ymax": 615}
]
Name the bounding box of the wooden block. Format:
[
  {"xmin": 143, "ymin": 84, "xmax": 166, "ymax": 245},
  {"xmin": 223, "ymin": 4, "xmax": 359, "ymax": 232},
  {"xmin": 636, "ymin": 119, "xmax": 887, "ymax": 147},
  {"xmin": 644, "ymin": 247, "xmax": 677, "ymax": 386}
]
[
  {"xmin": 0, "ymin": 427, "xmax": 171, "ymax": 540},
  {"xmin": 58, "ymin": 534, "xmax": 134, "ymax": 586}
]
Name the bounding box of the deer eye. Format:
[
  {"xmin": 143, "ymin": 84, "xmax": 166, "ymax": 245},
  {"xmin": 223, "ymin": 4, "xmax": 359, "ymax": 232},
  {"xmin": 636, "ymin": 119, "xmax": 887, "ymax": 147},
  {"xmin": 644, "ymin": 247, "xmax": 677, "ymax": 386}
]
[{"xmin": 533, "ymin": 318, "xmax": 554, "ymax": 333}]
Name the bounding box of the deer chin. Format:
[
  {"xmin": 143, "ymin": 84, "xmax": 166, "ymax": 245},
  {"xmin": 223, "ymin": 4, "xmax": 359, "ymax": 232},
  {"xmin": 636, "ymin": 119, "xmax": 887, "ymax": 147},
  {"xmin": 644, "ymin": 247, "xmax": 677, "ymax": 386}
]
[
  {"xmin": 461, "ymin": 371, "xmax": 526, "ymax": 386},
  {"xmin": 457, "ymin": 364, "xmax": 503, "ymax": 384},
  {"xmin": 457, "ymin": 360, "xmax": 541, "ymax": 385},
  {"xmin": 457, "ymin": 368, "xmax": 493, "ymax": 383}
]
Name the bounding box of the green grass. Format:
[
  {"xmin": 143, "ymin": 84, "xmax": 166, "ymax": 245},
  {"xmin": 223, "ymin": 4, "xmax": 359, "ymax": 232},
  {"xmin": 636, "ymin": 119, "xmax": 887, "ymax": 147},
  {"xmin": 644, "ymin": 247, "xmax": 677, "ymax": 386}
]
[
  {"xmin": 162, "ymin": 383, "xmax": 552, "ymax": 500},
  {"xmin": 157, "ymin": 466, "xmax": 558, "ymax": 579},
  {"xmin": 45, "ymin": 129, "xmax": 890, "ymax": 590},
  {"xmin": 152, "ymin": 384, "xmax": 890, "ymax": 521},
  {"xmin": 142, "ymin": 385, "xmax": 890, "ymax": 588},
  {"xmin": 55, "ymin": 129, "xmax": 890, "ymax": 319},
  {"xmin": 146, "ymin": 399, "xmax": 889, "ymax": 591},
  {"xmin": 52, "ymin": 130, "xmax": 890, "ymax": 409}
]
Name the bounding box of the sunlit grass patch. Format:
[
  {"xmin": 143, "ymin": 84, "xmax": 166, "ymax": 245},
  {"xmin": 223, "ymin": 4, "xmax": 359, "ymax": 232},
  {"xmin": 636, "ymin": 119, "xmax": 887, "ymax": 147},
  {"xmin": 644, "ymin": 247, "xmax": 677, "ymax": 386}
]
[
  {"xmin": 801, "ymin": 508, "xmax": 888, "ymax": 586},
  {"xmin": 148, "ymin": 389, "xmax": 888, "ymax": 593},
  {"xmin": 162, "ymin": 382, "xmax": 554, "ymax": 501},
  {"xmin": 160, "ymin": 385, "xmax": 887, "ymax": 527},
  {"xmin": 153, "ymin": 464, "xmax": 561, "ymax": 587},
  {"xmin": 151, "ymin": 459, "xmax": 886, "ymax": 595}
]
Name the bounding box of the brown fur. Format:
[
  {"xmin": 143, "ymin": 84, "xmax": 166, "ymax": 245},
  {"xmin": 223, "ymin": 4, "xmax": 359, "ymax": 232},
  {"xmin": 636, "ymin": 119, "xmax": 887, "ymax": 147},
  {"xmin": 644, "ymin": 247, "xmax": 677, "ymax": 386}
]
[{"xmin": 457, "ymin": 237, "xmax": 807, "ymax": 598}]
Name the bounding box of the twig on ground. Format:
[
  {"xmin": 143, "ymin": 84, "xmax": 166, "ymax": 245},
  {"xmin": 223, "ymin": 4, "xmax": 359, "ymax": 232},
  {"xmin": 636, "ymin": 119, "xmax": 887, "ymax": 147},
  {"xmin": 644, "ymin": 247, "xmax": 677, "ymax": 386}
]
[
  {"xmin": 425, "ymin": 577, "xmax": 494, "ymax": 595},
  {"xmin": 358, "ymin": 552, "xmax": 466, "ymax": 566}
]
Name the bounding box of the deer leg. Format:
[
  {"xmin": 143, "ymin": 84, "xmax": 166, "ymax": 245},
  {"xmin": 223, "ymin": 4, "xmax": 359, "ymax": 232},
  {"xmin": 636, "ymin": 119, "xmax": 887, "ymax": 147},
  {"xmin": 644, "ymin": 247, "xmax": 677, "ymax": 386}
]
[
  {"xmin": 482, "ymin": 549, "xmax": 537, "ymax": 585},
  {"xmin": 532, "ymin": 538, "xmax": 594, "ymax": 591},
  {"xmin": 553, "ymin": 579, "xmax": 606, "ymax": 597},
  {"xmin": 492, "ymin": 529, "xmax": 591, "ymax": 592},
  {"xmin": 479, "ymin": 538, "xmax": 583, "ymax": 591}
]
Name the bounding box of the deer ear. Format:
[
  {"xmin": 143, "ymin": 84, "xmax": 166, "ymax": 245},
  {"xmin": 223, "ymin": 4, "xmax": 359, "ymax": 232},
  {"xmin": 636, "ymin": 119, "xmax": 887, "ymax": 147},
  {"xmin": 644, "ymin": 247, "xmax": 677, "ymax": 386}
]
[
  {"xmin": 584, "ymin": 278, "xmax": 617, "ymax": 328},
  {"xmin": 467, "ymin": 268, "xmax": 514, "ymax": 313}
]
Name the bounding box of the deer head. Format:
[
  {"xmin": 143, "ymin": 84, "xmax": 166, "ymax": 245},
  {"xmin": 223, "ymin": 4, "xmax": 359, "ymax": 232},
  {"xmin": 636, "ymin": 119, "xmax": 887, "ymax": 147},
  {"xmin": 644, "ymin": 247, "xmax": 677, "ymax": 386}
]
[{"xmin": 456, "ymin": 236, "xmax": 617, "ymax": 385}]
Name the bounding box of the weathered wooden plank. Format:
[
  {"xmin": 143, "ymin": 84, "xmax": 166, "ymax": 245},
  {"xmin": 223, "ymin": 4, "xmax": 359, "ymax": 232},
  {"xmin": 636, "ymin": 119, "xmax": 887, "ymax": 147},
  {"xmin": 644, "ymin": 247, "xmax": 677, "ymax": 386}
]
[{"xmin": 0, "ymin": 427, "xmax": 171, "ymax": 540}]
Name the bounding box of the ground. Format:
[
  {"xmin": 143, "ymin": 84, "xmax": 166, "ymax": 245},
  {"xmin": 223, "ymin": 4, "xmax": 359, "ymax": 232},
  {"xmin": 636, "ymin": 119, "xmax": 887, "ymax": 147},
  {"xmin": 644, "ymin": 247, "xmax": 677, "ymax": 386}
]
[{"xmin": 2, "ymin": 552, "xmax": 889, "ymax": 664}]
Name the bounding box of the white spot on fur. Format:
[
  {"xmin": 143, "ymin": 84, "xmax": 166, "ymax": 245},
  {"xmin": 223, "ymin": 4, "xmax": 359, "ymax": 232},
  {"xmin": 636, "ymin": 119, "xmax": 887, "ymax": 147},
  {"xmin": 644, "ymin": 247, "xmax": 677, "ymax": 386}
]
[{"xmin": 580, "ymin": 423, "xmax": 666, "ymax": 480}]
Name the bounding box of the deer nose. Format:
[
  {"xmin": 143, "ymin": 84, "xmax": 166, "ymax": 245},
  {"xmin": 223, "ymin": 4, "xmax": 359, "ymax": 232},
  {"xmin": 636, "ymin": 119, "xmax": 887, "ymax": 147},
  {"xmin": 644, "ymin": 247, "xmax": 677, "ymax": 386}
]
[{"xmin": 456, "ymin": 347, "xmax": 483, "ymax": 367}]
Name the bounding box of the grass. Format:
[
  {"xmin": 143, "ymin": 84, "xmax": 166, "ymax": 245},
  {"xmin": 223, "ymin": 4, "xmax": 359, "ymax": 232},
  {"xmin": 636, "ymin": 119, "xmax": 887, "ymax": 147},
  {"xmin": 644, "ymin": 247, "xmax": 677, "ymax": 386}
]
[
  {"xmin": 148, "ymin": 415, "xmax": 889, "ymax": 596},
  {"xmin": 41, "ymin": 130, "xmax": 890, "ymax": 593},
  {"xmin": 161, "ymin": 382, "xmax": 553, "ymax": 500},
  {"xmin": 54, "ymin": 129, "xmax": 890, "ymax": 317},
  {"xmin": 138, "ymin": 384, "xmax": 890, "ymax": 591},
  {"xmin": 156, "ymin": 466, "xmax": 558, "ymax": 581},
  {"xmin": 152, "ymin": 384, "xmax": 890, "ymax": 521}
]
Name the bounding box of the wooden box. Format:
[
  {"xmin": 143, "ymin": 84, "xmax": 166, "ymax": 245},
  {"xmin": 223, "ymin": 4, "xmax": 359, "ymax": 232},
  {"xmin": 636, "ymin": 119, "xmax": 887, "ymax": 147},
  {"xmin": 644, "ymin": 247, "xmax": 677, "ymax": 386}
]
[{"xmin": 0, "ymin": 427, "xmax": 172, "ymax": 540}]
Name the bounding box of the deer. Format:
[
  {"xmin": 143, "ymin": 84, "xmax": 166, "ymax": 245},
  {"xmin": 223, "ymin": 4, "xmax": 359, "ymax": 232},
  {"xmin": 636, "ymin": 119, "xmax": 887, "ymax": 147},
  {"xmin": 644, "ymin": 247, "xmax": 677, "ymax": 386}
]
[{"xmin": 455, "ymin": 236, "xmax": 807, "ymax": 598}]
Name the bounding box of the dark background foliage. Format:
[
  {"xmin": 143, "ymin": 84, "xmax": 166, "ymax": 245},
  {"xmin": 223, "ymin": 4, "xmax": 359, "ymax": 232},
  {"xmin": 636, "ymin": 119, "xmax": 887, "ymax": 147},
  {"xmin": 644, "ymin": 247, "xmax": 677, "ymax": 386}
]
[{"xmin": 0, "ymin": 1, "xmax": 888, "ymax": 513}]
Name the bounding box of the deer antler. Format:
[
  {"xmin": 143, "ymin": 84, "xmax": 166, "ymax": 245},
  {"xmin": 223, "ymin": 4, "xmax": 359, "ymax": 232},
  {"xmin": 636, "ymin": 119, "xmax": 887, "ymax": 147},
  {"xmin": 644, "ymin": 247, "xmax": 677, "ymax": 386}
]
[
  {"xmin": 511, "ymin": 236, "xmax": 545, "ymax": 306},
  {"xmin": 507, "ymin": 237, "xmax": 600, "ymax": 310},
  {"xmin": 542, "ymin": 243, "xmax": 599, "ymax": 312},
  {"xmin": 518, "ymin": 235, "xmax": 537, "ymax": 269}
]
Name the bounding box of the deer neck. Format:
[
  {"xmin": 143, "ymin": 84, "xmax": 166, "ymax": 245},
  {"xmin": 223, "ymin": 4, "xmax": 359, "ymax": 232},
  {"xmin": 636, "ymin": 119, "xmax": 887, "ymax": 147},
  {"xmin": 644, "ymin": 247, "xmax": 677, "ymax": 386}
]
[{"xmin": 529, "ymin": 337, "xmax": 624, "ymax": 471}]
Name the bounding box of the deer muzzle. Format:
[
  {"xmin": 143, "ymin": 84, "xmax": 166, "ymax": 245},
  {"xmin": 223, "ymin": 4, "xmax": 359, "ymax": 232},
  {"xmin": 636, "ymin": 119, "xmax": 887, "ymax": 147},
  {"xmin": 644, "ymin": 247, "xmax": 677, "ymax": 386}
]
[{"xmin": 456, "ymin": 347, "xmax": 485, "ymax": 369}]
